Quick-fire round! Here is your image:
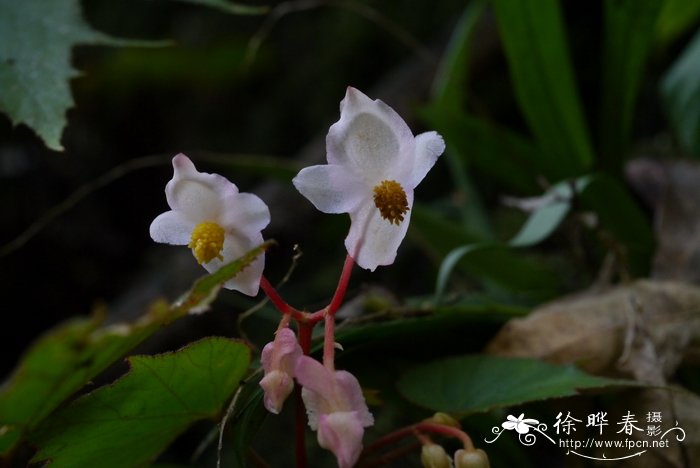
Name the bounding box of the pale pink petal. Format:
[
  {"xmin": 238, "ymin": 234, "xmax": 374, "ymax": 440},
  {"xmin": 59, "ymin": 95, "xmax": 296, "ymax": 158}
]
[
  {"xmin": 344, "ymin": 192, "xmax": 413, "ymax": 271},
  {"xmin": 202, "ymin": 230, "xmax": 265, "ymax": 295},
  {"xmin": 292, "ymin": 165, "xmax": 366, "ymax": 214},
  {"xmin": 260, "ymin": 370, "xmax": 294, "ymax": 414},
  {"xmin": 408, "ymin": 131, "xmax": 445, "ymax": 188},
  {"xmin": 259, "ymin": 328, "xmax": 302, "ymax": 415},
  {"xmin": 317, "ymin": 412, "xmax": 365, "ymax": 468},
  {"xmin": 220, "ymin": 192, "xmax": 270, "ymax": 232},
  {"xmin": 149, "ymin": 210, "xmax": 194, "ymax": 245},
  {"xmin": 165, "ymin": 154, "xmax": 238, "ymax": 221},
  {"xmin": 295, "ymin": 356, "xmax": 336, "ymax": 397},
  {"xmin": 334, "ymin": 371, "xmax": 374, "ymax": 426},
  {"xmin": 261, "ymin": 340, "xmax": 275, "ymax": 373},
  {"xmin": 272, "ymin": 328, "xmax": 303, "ymax": 374},
  {"xmin": 327, "ymin": 87, "xmax": 414, "ymax": 184}
]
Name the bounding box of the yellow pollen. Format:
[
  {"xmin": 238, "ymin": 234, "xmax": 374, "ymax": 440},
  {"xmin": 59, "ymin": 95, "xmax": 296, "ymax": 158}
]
[
  {"xmin": 372, "ymin": 180, "xmax": 409, "ymax": 225},
  {"xmin": 188, "ymin": 221, "xmax": 225, "ymax": 264}
]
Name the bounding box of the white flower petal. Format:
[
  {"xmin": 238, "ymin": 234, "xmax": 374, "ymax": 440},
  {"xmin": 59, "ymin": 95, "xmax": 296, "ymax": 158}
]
[
  {"xmin": 149, "ymin": 210, "xmax": 194, "ymax": 245},
  {"xmin": 202, "ymin": 230, "xmax": 265, "ymax": 296},
  {"xmin": 409, "ymin": 131, "xmax": 445, "ymax": 187},
  {"xmin": 344, "ymin": 192, "xmax": 413, "ymax": 271},
  {"xmin": 301, "ymin": 387, "xmax": 322, "ymax": 430},
  {"xmin": 165, "ymin": 154, "xmax": 238, "ymax": 221},
  {"xmin": 327, "ymin": 87, "xmax": 414, "ymax": 184},
  {"xmin": 220, "ymin": 192, "xmax": 271, "ymax": 232},
  {"xmin": 293, "ymin": 165, "xmax": 366, "ymax": 214}
]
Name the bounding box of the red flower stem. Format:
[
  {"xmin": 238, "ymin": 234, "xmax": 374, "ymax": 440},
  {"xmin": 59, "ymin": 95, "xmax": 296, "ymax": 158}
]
[
  {"xmin": 362, "ymin": 422, "xmax": 475, "ymax": 458},
  {"xmin": 260, "ymin": 276, "xmax": 293, "ymax": 315},
  {"xmin": 323, "ymin": 313, "xmax": 335, "ymax": 370},
  {"xmin": 294, "ymin": 322, "xmax": 313, "ymax": 468},
  {"xmin": 327, "ymin": 254, "xmax": 355, "ymax": 316}
]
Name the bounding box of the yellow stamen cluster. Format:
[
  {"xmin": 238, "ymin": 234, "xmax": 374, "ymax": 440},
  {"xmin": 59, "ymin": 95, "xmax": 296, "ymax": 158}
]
[
  {"xmin": 188, "ymin": 221, "xmax": 225, "ymax": 264},
  {"xmin": 372, "ymin": 179, "xmax": 409, "ymax": 225}
]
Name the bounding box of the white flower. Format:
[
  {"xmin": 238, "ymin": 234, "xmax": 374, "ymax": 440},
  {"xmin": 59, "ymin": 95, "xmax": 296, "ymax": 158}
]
[
  {"xmin": 293, "ymin": 87, "xmax": 445, "ymax": 271},
  {"xmin": 149, "ymin": 154, "xmax": 270, "ymax": 296}
]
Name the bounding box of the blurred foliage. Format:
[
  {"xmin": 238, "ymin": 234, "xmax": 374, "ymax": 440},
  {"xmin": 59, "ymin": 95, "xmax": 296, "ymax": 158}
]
[{"xmin": 1, "ymin": 0, "xmax": 700, "ymax": 466}]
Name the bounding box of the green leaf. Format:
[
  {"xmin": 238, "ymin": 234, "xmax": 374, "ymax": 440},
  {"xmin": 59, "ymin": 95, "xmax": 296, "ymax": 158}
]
[
  {"xmin": 661, "ymin": 28, "xmax": 700, "ymax": 156},
  {"xmin": 398, "ymin": 355, "xmax": 631, "ymax": 415},
  {"xmin": 0, "ymin": 0, "xmax": 159, "ymax": 151},
  {"xmin": 31, "ymin": 338, "xmax": 251, "ymax": 468},
  {"xmin": 332, "ymin": 300, "xmax": 528, "ymax": 352},
  {"xmin": 600, "ymin": 0, "xmax": 663, "ymax": 172},
  {"xmin": 431, "ymin": 0, "xmax": 487, "ymax": 111},
  {"xmin": 577, "ymin": 174, "xmax": 653, "ymax": 275},
  {"xmin": 0, "ymin": 242, "xmax": 270, "ymax": 454},
  {"xmin": 432, "ymin": 243, "xmax": 560, "ymax": 304},
  {"xmin": 509, "ymin": 181, "xmax": 576, "ymax": 248},
  {"xmin": 426, "ymin": 0, "xmax": 492, "ymax": 237},
  {"xmin": 492, "ymin": 0, "xmax": 594, "ymax": 178},
  {"xmin": 422, "ymin": 106, "xmax": 541, "ymax": 193},
  {"xmin": 411, "ymin": 205, "xmax": 559, "ymax": 303},
  {"xmin": 228, "ymin": 388, "xmax": 268, "ymax": 468},
  {"xmin": 657, "ymin": 0, "xmax": 700, "ymax": 44},
  {"xmin": 173, "ymin": 0, "xmax": 268, "ymax": 15}
]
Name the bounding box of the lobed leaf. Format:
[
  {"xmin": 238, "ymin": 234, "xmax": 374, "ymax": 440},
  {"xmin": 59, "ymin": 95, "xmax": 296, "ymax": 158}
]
[
  {"xmin": 0, "ymin": 0, "xmax": 160, "ymax": 150},
  {"xmin": 31, "ymin": 338, "xmax": 251, "ymax": 468},
  {"xmin": 397, "ymin": 355, "xmax": 632, "ymax": 415},
  {"xmin": 0, "ymin": 242, "xmax": 270, "ymax": 455}
]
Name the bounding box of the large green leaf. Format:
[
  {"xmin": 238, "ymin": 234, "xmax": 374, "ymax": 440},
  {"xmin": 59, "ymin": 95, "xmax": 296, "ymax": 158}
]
[
  {"xmin": 599, "ymin": 0, "xmax": 663, "ymax": 172},
  {"xmin": 661, "ymin": 28, "xmax": 700, "ymax": 156},
  {"xmin": 31, "ymin": 338, "xmax": 251, "ymax": 468},
  {"xmin": 492, "ymin": 0, "xmax": 594, "ymax": 179},
  {"xmin": 397, "ymin": 355, "xmax": 631, "ymax": 415},
  {"xmin": 0, "ymin": 242, "xmax": 270, "ymax": 455},
  {"xmin": 0, "ymin": 0, "xmax": 157, "ymax": 151}
]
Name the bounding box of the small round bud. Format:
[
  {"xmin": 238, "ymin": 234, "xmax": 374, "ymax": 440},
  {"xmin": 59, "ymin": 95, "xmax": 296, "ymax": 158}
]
[
  {"xmin": 424, "ymin": 412, "xmax": 461, "ymax": 428},
  {"xmin": 421, "ymin": 443, "xmax": 452, "ymax": 468},
  {"xmin": 454, "ymin": 448, "xmax": 490, "ymax": 468}
]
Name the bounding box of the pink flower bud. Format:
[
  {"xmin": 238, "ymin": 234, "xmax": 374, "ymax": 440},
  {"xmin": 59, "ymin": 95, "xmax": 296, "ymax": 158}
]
[
  {"xmin": 259, "ymin": 327, "xmax": 302, "ymax": 414},
  {"xmin": 295, "ymin": 355, "xmax": 374, "ymax": 468},
  {"xmin": 454, "ymin": 448, "xmax": 490, "ymax": 468}
]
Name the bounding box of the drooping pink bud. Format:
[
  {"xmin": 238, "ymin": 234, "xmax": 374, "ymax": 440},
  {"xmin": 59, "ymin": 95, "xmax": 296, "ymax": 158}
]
[
  {"xmin": 295, "ymin": 355, "xmax": 374, "ymax": 468},
  {"xmin": 259, "ymin": 327, "xmax": 302, "ymax": 414}
]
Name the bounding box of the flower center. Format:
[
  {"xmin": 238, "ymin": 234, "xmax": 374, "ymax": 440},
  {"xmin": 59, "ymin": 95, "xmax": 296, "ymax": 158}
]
[
  {"xmin": 372, "ymin": 180, "xmax": 409, "ymax": 225},
  {"xmin": 188, "ymin": 221, "xmax": 225, "ymax": 264}
]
